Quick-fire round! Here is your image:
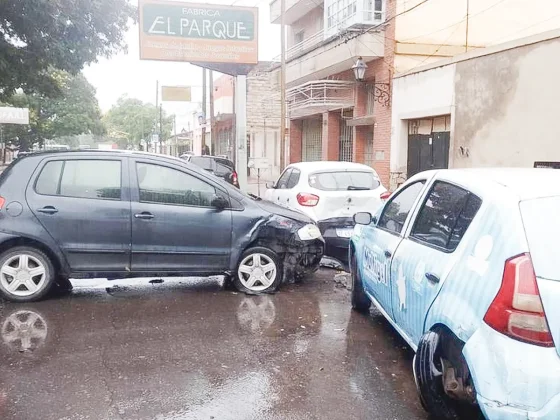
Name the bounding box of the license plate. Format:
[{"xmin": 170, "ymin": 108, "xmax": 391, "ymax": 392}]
[{"xmin": 336, "ymin": 228, "xmax": 354, "ymax": 238}]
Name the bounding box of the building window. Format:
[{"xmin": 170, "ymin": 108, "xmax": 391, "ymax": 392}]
[
  {"xmin": 326, "ymin": 0, "xmax": 382, "ymax": 31},
  {"xmin": 294, "ymin": 30, "xmax": 304, "ymax": 45}
]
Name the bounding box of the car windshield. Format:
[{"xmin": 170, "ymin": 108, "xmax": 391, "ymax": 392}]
[
  {"xmin": 520, "ymin": 196, "xmax": 560, "ymax": 281},
  {"xmin": 309, "ymin": 171, "xmax": 380, "ymax": 191}
]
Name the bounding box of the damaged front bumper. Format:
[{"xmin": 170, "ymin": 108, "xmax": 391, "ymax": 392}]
[
  {"xmin": 463, "ymin": 322, "xmax": 560, "ymax": 420},
  {"xmin": 317, "ymin": 217, "xmax": 354, "ymax": 269}
]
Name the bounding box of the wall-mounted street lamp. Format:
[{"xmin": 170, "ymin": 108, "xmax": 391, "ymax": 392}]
[{"xmin": 352, "ymin": 57, "xmax": 368, "ymax": 82}]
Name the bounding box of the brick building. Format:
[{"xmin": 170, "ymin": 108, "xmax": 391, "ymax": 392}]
[
  {"xmin": 269, "ymin": 0, "xmax": 560, "ymax": 188},
  {"xmin": 211, "ymin": 63, "xmax": 282, "ymax": 180}
]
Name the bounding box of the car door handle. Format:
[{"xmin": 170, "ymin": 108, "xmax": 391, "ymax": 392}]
[
  {"xmin": 37, "ymin": 206, "xmax": 58, "ymax": 215},
  {"xmin": 384, "ymin": 250, "xmax": 392, "ymax": 258},
  {"xmin": 135, "ymin": 212, "xmax": 155, "ymax": 220},
  {"xmin": 425, "ymin": 273, "xmax": 440, "ymax": 284}
]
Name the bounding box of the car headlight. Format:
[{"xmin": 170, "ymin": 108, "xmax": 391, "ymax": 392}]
[{"xmin": 298, "ymin": 224, "xmax": 322, "ymax": 241}]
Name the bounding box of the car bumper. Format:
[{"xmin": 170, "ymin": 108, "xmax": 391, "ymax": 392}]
[
  {"xmin": 463, "ymin": 323, "xmax": 560, "ymax": 420},
  {"xmin": 317, "ymin": 217, "xmax": 354, "ymax": 267}
]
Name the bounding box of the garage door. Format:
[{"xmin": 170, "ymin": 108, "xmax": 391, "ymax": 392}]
[
  {"xmin": 302, "ymin": 118, "xmax": 322, "ymax": 162},
  {"xmin": 407, "ymin": 116, "xmax": 450, "ymax": 177}
]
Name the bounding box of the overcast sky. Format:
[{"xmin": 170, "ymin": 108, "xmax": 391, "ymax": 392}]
[{"xmin": 83, "ymin": 0, "xmax": 280, "ymax": 132}]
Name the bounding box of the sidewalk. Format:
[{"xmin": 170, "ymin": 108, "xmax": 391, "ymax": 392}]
[{"xmin": 245, "ymin": 176, "xmax": 272, "ymax": 197}]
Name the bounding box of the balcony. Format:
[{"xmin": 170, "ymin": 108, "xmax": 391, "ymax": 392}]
[
  {"xmin": 285, "ymin": 30, "xmax": 385, "ymax": 86},
  {"xmin": 287, "ymin": 80, "xmax": 355, "ymax": 118},
  {"xmin": 270, "ymin": 0, "xmax": 320, "ymax": 25}
]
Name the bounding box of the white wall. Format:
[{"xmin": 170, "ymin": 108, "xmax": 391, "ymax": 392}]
[
  {"xmin": 390, "ymin": 64, "xmax": 456, "ymax": 174},
  {"xmin": 396, "ymin": 0, "xmax": 560, "ymax": 47}
]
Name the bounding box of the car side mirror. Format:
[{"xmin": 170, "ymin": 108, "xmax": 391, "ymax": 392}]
[
  {"xmin": 211, "ymin": 195, "xmax": 229, "ymax": 210},
  {"xmin": 354, "ymin": 212, "xmax": 373, "ymax": 225},
  {"xmin": 266, "ymin": 181, "xmax": 277, "ymax": 189}
]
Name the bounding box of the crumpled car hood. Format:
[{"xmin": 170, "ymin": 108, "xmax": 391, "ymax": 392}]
[{"xmin": 254, "ymin": 199, "xmax": 313, "ymax": 224}]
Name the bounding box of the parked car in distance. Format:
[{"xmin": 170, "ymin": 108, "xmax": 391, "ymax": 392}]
[
  {"xmin": 264, "ymin": 161, "xmax": 387, "ymax": 267},
  {"xmin": 0, "ymin": 150, "xmax": 324, "ymax": 302},
  {"xmin": 182, "ymin": 155, "xmax": 240, "ymax": 188},
  {"xmin": 350, "ymin": 168, "xmax": 560, "ymax": 420}
]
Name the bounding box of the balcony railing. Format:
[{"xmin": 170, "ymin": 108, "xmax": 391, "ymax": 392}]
[
  {"xmin": 272, "ymin": 29, "xmax": 325, "ymax": 63},
  {"xmin": 287, "ymin": 80, "xmax": 355, "ymax": 118}
]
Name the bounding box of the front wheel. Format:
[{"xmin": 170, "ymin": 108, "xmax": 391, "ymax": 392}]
[
  {"xmin": 233, "ymin": 247, "xmax": 282, "ymax": 294},
  {"xmin": 0, "ymin": 247, "xmax": 55, "ymax": 303}
]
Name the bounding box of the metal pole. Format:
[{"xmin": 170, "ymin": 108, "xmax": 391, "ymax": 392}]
[
  {"xmin": 235, "ymin": 75, "xmax": 248, "ymax": 191},
  {"xmin": 280, "ymin": 0, "xmax": 287, "ymax": 169},
  {"xmin": 0, "ymin": 125, "xmax": 5, "ymax": 165},
  {"xmin": 209, "ymin": 70, "xmax": 215, "ymax": 155},
  {"xmin": 232, "ymin": 77, "xmax": 237, "ymax": 165},
  {"xmin": 202, "ymin": 67, "xmax": 207, "ymax": 155},
  {"xmin": 174, "ymin": 114, "xmax": 177, "ymax": 156},
  {"xmin": 155, "ymin": 80, "xmax": 159, "ymax": 153},
  {"xmin": 159, "ymin": 104, "xmax": 163, "ymax": 154}
]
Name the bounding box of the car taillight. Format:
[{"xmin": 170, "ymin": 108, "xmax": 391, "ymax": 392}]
[
  {"xmin": 0, "ymin": 196, "xmax": 4, "ymax": 210},
  {"xmin": 297, "ymin": 192, "xmax": 319, "ymax": 207},
  {"xmin": 484, "ymin": 253, "xmax": 554, "ymax": 347},
  {"xmin": 232, "ymin": 171, "xmax": 238, "ymax": 185},
  {"xmin": 380, "ymin": 191, "xmax": 392, "ymax": 200}
]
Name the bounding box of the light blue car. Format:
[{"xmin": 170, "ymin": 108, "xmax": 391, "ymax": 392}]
[{"xmin": 350, "ymin": 168, "xmax": 560, "ymax": 420}]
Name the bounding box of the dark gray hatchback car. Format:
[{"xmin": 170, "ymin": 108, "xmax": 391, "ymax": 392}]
[{"xmin": 0, "ymin": 151, "xmax": 324, "ymax": 302}]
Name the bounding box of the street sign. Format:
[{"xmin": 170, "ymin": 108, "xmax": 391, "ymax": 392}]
[
  {"xmin": 0, "ymin": 107, "xmax": 29, "ymax": 125},
  {"xmin": 139, "ymin": 0, "xmax": 258, "ymax": 64},
  {"xmin": 162, "ymin": 86, "xmax": 192, "ymax": 102},
  {"xmin": 248, "ymin": 157, "xmax": 269, "ymax": 169}
]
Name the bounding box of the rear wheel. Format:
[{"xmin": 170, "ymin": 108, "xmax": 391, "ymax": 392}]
[
  {"xmin": 350, "ymin": 253, "xmax": 370, "ymax": 313},
  {"xmin": 0, "ymin": 247, "xmax": 55, "ymax": 303},
  {"xmin": 234, "ymin": 247, "xmax": 282, "ymax": 294},
  {"xmin": 414, "ymin": 329, "xmax": 478, "ymax": 420}
]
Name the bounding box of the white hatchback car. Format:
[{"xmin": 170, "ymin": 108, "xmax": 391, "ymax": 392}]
[{"xmin": 264, "ymin": 161, "xmax": 387, "ymax": 266}]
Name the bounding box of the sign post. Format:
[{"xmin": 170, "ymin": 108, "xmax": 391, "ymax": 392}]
[
  {"xmin": 0, "ymin": 107, "xmax": 30, "ymax": 164},
  {"xmin": 235, "ymin": 75, "xmax": 247, "ymax": 191}
]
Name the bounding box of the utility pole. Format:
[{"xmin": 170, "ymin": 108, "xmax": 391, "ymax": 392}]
[
  {"xmin": 279, "ymin": 0, "xmax": 287, "ymax": 170},
  {"xmin": 159, "ymin": 104, "xmax": 163, "ymax": 154},
  {"xmin": 209, "ymin": 70, "xmax": 215, "ymax": 155},
  {"xmin": 202, "ymin": 67, "xmax": 207, "ymax": 155}
]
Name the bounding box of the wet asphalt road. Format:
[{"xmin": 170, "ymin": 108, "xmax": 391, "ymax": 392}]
[{"xmin": 0, "ymin": 269, "xmax": 427, "ymax": 420}]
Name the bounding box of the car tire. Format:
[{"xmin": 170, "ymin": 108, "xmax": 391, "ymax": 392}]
[
  {"xmin": 0, "ymin": 247, "xmax": 55, "ymax": 303},
  {"xmin": 414, "ymin": 330, "xmax": 462, "ymax": 420},
  {"xmin": 234, "ymin": 247, "xmax": 282, "ymax": 294},
  {"xmin": 350, "ymin": 253, "xmax": 370, "ymax": 313}
]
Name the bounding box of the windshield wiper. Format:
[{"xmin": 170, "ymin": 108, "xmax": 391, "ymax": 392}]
[
  {"xmin": 347, "ymin": 186, "xmax": 370, "ymax": 191},
  {"xmin": 248, "ymin": 193, "xmax": 262, "ymax": 201}
]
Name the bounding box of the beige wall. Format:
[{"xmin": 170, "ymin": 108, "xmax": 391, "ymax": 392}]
[
  {"xmin": 454, "ymin": 37, "xmax": 560, "ymax": 168},
  {"xmin": 394, "ymin": 0, "xmax": 560, "ymax": 74},
  {"xmin": 288, "ymin": 6, "xmax": 324, "ymax": 49}
]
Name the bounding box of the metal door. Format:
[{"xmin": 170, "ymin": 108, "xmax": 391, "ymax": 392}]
[
  {"xmin": 407, "ymin": 120, "xmax": 450, "ymax": 177},
  {"xmin": 339, "ymin": 115, "xmax": 353, "ymax": 162},
  {"xmin": 302, "ymin": 119, "xmax": 322, "ymax": 162}
]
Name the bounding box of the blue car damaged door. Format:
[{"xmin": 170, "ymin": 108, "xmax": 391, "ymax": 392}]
[
  {"xmin": 390, "ymin": 180, "xmax": 483, "ymax": 346},
  {"xmin": 360, "ymin": 180, "xmax": 427, "ymax": 317}
]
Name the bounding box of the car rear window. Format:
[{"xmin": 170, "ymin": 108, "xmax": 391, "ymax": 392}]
[
  {"xmin": 189, "ymin": 157, "xmax": 214, "ymax": 170},
  {"xmin": 520, "ymin": 196, "xmax": 560, "ymax": 281},
  {"xmin": 309, "ymin": 171, "xmax": 380, "ymax": 191}
]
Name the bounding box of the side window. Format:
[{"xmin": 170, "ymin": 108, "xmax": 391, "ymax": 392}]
[
  {"xmin": 136, "ymin": 163, "xmax": 216, "ymax": 207},
  {"xmin": 48, "ymin": 160, "xmax": 122, "ymax": 200},
  {"xmin": 411, "ymin": 181, "xmax": 482, "ymax": 251},
  {"xmin": 286, "ymin": 169, "xmax": 301, "ymax": 189},
  {"xmin": 276, "ymin": 168, "xmax": 293, "ymax": 189},
  {"xmin": 35, "ymin": 161, "xmax": 63, "ymax": 195},
  {"xmin": 378, "ymin": 181, "xmax": 426, "ymax": 234}
]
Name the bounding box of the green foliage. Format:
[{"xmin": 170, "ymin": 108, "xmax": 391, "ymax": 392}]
[
  {"xmin": 1, "ymin": 70, "xmax": 104, "ymax": 151},
  {"xmin": 103, "ymin": 96, "xmax": 174, "ymax": 149},
  {"xmin": 0, "ymin": 0, "xmax": 135, "ymax": 98}
]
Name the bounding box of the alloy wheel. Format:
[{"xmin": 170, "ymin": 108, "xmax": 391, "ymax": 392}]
[
  {"xmin": 238, "ymin": 253, "xmax": 277, "ymax": 292},
  {"xmin": 0, "ymin": 254, "xmax": 47, "ymax": 297}
]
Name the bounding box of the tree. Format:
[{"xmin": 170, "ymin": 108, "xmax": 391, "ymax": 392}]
[
  {"xmin": 103, "ymin": 96, "xmax": 174, "ymax": 150},
  {"xmin": 0, "ymin": 0, "xmax": 135, "ymax": 98},
  {"xmin": 1, "ymin": 70, "xmax": 105, "ymax": 151}
]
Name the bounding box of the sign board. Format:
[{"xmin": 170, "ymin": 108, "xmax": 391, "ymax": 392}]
[
  {"xmin": 162, "ymin": 86, "xmax": 192, "ymax": 102},
  {"xmin": 0, "ymin": 107, "xmax": 29, "ymax": 125},
  {"xmin": 139, "ymin": 0, "xmax": 258, "ymax": 64}
]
